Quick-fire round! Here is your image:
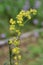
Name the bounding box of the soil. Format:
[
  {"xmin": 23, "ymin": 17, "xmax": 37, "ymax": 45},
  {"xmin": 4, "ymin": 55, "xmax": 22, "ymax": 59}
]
[
  {"xmin": 0, "ymin": 36, "xmax": 38, "ymax": 65},
  {"xmin": 0, "ymin": 45, "xmax": 9, "ymax": 65}
]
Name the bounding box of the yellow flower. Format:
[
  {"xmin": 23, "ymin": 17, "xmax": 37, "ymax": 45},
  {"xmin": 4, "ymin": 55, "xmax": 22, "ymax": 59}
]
[
  {"xmin": 27, "ymin": 15, "xmax": 31, "ymax": 19},
  {"xmin": 30, "ymin": 9, "xmax": 37, "ymax": 15},
  {"xmin": 9, "ymin": 40, "xmax": 12, "ymax": 44},
  {"xmin": 14, "ymin": 37, "xmax": 17, "ymax": 40},
  {"xmin": 17, "ymin": 21, "xmax": 22, "ymax": 24},
  {"xmin": 20, "ymin": 10, "xmax": 25, "ymax": 13},
  {"xmin": 33, "ymin": 9, "xmax": 37, "ymax": 15},
  {"xmin": 16, "ymin": 10, "xmax": 26, "ymax": 22},
  {"xmin": 14, "ymin": 56, "xmax": 17, "ymax": 60},
  {"xmin": 17, "ymin": 31, "xmax": 21, "ymax": 36},
  {"xmin": 9, "ymin": 18, "xmax": 13, "ymax": 23},
  {"xmin": 14, "ymin": 40, "xmax": 20, "ymax": 46},
  {"xmin": 17, "ymin": 21, "xmax": 24, "ymax": 26},
  {"xmin": 25, "ymin": 11, "xmax": 30, "ymax": 17},
  {"xmin": 9, "ymin": 18, "xmax": 16, "ymax": 24},
  {"xmin": 18, "ymin": 55, "xmax": 21, "ymax": 60},
  {"xmin": 9, "ymin": 9, "xmax": 37, "ymax": 65},
  {"xmin": 30, "ymin": 9, "xmax": 33, "ymax": 13},
  {"xmin": 19, "ymin": 23, "xmax": 24, "ymax": 26},
  {"xmin": 9, "ymin": 25, "xmax": 15, "ymax": 31},
  {"xmin": 16, "ymin": 15, "xmax": 23, "ymax": 21},
  {"xmin": 17, "ymin": 14, "xmax": 22, "ymax": 17},
  {"xmin": 15, "ymin": 62, "xmax": 18, "ymax": 65},
  {"xmin": 19, "ymin": 10, "xmax": 26, "ymax": 16},
  {"xmin": 33, "ymin": 9, "xmax": 37, "ymax": 13},
  {"xmin": 16, "ymin": 30, "xmax": 20, "ymax": 32},
  {"xmin": 18, "ymin": 18, "xmax": 23, "ymax": 21},
  {"xmin": 16, "ymin": 30, "xmax": 21, "ymax": 35},
  {"xmin": 12, "ymin": 47, "xmax": 20, "ymax": 54}
]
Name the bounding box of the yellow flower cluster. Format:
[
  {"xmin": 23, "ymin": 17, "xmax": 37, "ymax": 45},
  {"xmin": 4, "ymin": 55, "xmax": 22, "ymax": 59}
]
[
  {"xmin": 12, "ymin": 47, "xmax": 21, "ymax": 65},
  {"xmin": 9, "ymin": 37, "xmax": 21, "ymax": 65},
  {"xmin": 9, "ymin": 25, "xmax": 15, "ymax": 31},
  {"xmin": 9, "ymin": 18, "xmax": 21, "ymax": 36},
  {"xmin": 12, "ymin": 47, "xmax": 20, "ymax": 54},
  {"xmin": 30, "ymin": 9, "xmax": 37, "ymax": 15},
  {"xmin": 9, "ymin": 18, "xmax": 16, "ymax": 31},
  {"xmin": 16, "ymin": 10, "xmax": 25, "ymax": 21},
  {"xmin": 9, "ymin": 40, "xmax": 13, "ymax": 44},
  {"xmin": 16, "ymin": 30, "xmax": 21, "ymax": 36},
  {"xmin": 14, "ymin": 55, "xmax": 21, "ymax": 60},
  {"xmin": 9, "ymin": 37, "xmax": 20, "ymax": 46},
  {"xmin": 16, "ymin": 9, "xmax": 37, "ymax": 26},
  {"xmin": 9, "ymin": 9, "xmax": 37, "ymax": 65},
  {"xmin": 9, "ymin": 9, "xmax": 37, "ymax": 31},
  {"xmin": 15, "ymin": 62, "xmax": 18, "ymax": 65},
  {"xmin": 13, "ymin": 39, "xmax": 20, "ymax": 46},
  {"xmin": 10, "ymin": 18, "xmax": 16, "ymax": 25},
  {"xmin": 16, "ymin": 10, "xmax": 25, "ymax": 26}
]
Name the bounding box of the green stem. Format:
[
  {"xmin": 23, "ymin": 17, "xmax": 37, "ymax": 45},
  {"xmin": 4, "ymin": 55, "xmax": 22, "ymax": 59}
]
[
  {"xmin": 24, "ymin": 19, "xmax": 31, "ymax": 25},
  {"xmin": 9, "ymin": 44, "xmax": 12, "ymax": 65},
  {"xmin": 24, "ymin": 19, "xmax": 28, "ymax": 24}
]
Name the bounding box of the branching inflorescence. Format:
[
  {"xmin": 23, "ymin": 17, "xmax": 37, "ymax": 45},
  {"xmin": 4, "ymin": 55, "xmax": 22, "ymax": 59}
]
[{"xmin": 8, "ymin": 9, "xmax": 37, "ymax": 65}]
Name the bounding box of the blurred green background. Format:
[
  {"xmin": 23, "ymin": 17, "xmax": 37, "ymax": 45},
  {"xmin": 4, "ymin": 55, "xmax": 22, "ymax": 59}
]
[{"xmin": 0, "ymin": 0, "xmax": 25, "ymax": 38}]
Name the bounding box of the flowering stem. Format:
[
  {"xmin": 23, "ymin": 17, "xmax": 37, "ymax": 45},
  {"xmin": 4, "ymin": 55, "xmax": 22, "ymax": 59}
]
[{"xmin": 9, "ymin": 44, "xmax": 12, "ymax": 65}]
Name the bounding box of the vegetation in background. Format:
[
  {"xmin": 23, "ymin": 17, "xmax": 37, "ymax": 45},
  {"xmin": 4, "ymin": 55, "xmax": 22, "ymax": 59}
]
[{"xmin": 0, "ymin": 0, "xmax": 43, "ymax": 38}]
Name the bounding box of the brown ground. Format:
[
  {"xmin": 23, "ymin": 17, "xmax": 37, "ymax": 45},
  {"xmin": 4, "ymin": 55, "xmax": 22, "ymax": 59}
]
[
  {"xmin": 0, "ymin": 36, "xmax": 38, "ymax": 65},
  {"xmin": 0, "ymin": 45, "xmax": 9, "ymax": 65}
]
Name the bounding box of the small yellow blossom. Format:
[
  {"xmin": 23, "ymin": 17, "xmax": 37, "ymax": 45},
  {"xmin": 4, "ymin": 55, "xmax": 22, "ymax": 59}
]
[
  {"xmin": 33, "ymin": 9, "xmax": 37, "ymax": 13},
  {"xmin": 18, "ymin": 31, "xmax": 21, "ymax": 36},
  {"xmin": 16, "ymin": 15, "xmax": 22, "ymax": 18},
  {"xmin": 33, "ymin": 9, "xmax": 37, "ymax": 15},
  {"xmin": 18, "ymin": 18, "xmax": 23, "ymax": 21},
  {"xmin": 16, "ymin": 10, "xmax": 26, "ymax": 22},
  {"xmin": 20, "ymin": 10, "xmax": 25, "ymax": 13},
  {"xmin": 10, "ymin": 18, "xmax": 16, "ymax": 24},
  {"xmin": 17, "ymin": 21, "xmax": 22, "ymax": 24},
  {"xmin": 18, "ymin": 55, "xmax": 21, "ymax": 60},
  {"xmin": 14, "ymin": 37, "xmax": 17, "ymax": 40},
  {"xmin": 14, "ymin": 56, "xmax": 17, "ymax": 60},
  {"xmin": 27, "ymin": 15, "xmax": 31, "ymax": 19},
  {"xmin": 17, "ymin": 21, "xmax": 24, "ymax": 26},
  {"xmin": 9, "ymin": 40, "xmax": 12, "ymax": 44},
  {"xmin": 30, "ymin": 9, "xmax": 33, "ymax": 13},
  {"xmin": 16, "ymin": 30, "xmax": 20, "ymax": 33},
  {"xmin": 9, "ymin": 25, "xmax": 15, "ymax": 31},
  {"xmin": 19, "ymin": 23, "xmax": 24, "ymax": 26},
  {"xmin": 12, "ymin": 47, "xmax": 20, "ymax": 54},
  {"xmin": 30, "ymin": 9, "xmax": 37, "ymax": 15},
  {"xmin": 14, "ymin": 40, "xmax": 20, "ymax": 46},
  {"xmin": 19, "ymin": 10, "xmax": 26, "ymax": 16},
  {"xmin": 16, "ymin": 15, "xmax": 23, "ymax": 21},
  {"xmin": 16, "ymin": 30, "xmax": 21, "ymax": 36},
  {"xmin": 25, "ymin": 11, "xmax": 30, "ymax": 16},
  {"xmin": 10, "ymin": 18, "xmax": 13, "ymax": 23},
  {"xmin": 15, "ymin": 62, "xmax": 18, "ymax": 65}
]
